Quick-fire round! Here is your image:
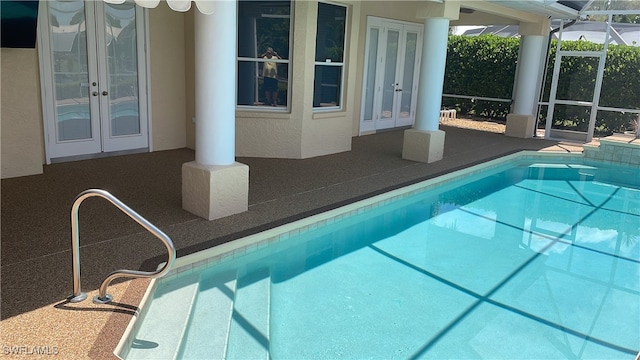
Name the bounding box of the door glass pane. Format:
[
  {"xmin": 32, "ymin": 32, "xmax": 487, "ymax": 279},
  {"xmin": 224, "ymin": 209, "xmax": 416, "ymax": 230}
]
[
  {"xmin": 556, "ymin": 55, "xmax": 598, "ymax": 102},
  {"xmin": 549, "ymin": 104, "xmax": 590, "ymax": 142},
  {"xmin": 104, "ymin": 2, "xmax": 140, "ymax": 136},
  {"xmin": 363, "ymin": 28, "xmax": 379, "ymax": 122},
  {"xmin": 50, "ymin": 0, "xmax": 92, "ymax": 141},
  {"xmin": 381, "ymin": 30, "xmax": 399, "ymax": 119},
  {"xmin": 399, "ymin": 31, "xmax": 417, "ymax": 118}
]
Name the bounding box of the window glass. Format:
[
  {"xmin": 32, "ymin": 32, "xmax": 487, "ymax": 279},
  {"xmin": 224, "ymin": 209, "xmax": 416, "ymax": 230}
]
[
  {"xmin": 313, "ymin": 2, "xmax": 347, "ymax": 109},
  {"xmin": 313, "ymin": 65, "xmax": 342, "ymax": 107},
  {"xmin": 237, "ymin": 0, "xmax": 291, "ymax": 108},
  {"xmin": 315, "ymin": 3, "xmax": 346, "ymax": 62}
]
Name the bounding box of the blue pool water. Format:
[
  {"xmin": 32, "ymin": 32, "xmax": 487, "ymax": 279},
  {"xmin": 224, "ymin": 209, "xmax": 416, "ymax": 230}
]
[{"xmin": 123, "ymin": 156, "xmax": 640, "ymax": 359}]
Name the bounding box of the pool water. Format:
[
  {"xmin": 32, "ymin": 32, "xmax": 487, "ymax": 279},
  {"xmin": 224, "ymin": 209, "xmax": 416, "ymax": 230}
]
[{"xmin": 123, "ymin": 158, "xmax": 640, "ymax": 359}]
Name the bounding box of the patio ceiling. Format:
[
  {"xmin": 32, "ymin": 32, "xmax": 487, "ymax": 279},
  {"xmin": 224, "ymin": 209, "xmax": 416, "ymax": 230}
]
[
  {"xmin": 486, "ymin": 0, "xmax": 591, "ymax": 17},
  {"xmin": 455, "ymin": 0, "xmax": 593, "ymax": 26}
]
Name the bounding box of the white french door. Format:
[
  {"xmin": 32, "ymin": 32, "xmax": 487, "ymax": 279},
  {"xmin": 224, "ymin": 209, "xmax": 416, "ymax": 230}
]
[
  {"xmin": 39, "ymin": 0, "xmax": 148, "ymax": 161},
  {"xmin": 360, "ymin": 17, "xmax": 422, "ymax": 134}
]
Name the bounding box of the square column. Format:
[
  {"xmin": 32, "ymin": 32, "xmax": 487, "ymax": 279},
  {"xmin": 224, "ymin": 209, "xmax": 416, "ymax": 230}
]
[
  {"xmin": 183, "ymin": 2, "xmax": 249, "ymax": 221},
  {"xmin": 505, "ymin": 114, "xmax": 536, "ymax": 138},
  {"xmin": 182, "ymin": 162, "xmax": 249, "ymax": 221},
  {"xmin": 402, "ymin": 129, "xmax": 446, "ymax": 163},
  {"xmin": 402, "ymin": 14, "xmax": 452, "ymax": 163}
]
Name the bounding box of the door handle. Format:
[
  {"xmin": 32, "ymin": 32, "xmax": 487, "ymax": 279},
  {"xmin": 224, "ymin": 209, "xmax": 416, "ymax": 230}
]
[
  {"xmin": 395, "ymin": 89, "xmax": 403, "ymax": 92},
  {"xmin": 102, "ymin": 91, "xmax": 108, "ymax": 96},
  {"xmin": 92, "ymin": 91, "xmax": 99, "ymax": 96}
]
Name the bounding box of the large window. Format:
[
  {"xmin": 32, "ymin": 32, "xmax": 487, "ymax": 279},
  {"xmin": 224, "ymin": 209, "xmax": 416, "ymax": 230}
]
[
  {"xmin": 313, "ymin": 2, "xmax": 347, "ymax": 109},
  {"xmin": 237, "ymin": 0, "xmax": 291, "ymax": 109}
]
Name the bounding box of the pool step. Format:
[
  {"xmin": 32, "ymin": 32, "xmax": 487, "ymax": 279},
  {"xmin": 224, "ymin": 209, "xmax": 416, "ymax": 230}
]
[
  {"xmin": 125, "ymin": 273, "xmax": 200, "ymax": 360},
  {"xmin": 176, "ymin": 271, "xmax": 238, "ymax": 359},
  {"xmin": 225, "ymin": 268, "xmax": 271, "ymax": 360}
]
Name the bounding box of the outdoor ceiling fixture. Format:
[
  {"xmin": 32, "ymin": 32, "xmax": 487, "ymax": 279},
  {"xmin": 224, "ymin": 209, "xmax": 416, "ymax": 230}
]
[{"xmin": 103, "ymin": 0, "xmax": 215, "ymax": 14}]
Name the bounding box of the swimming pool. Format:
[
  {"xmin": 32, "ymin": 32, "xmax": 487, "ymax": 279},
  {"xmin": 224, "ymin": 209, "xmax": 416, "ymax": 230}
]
[{"xmin": 118, "ymin": 152, "xmax": 640, "ymax": 359}]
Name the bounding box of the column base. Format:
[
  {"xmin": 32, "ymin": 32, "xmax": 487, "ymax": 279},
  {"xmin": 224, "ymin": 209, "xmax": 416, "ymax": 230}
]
[
  {"xmin": 402, "ymin": 129, "xmax": 445, "ymax": 163},
  {"xmin": 182, "ymin": 161, "xmax": 249, "ymax": 220},
  {"xmin": 505, "ymin": 114, "xmax": 535, "ymax": 138}
]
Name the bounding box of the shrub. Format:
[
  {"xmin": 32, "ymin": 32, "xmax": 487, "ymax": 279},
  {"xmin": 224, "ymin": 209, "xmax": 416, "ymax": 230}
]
[{"xmin": 444, "ymin": 35, "xmax": 640, "ymax": 135}]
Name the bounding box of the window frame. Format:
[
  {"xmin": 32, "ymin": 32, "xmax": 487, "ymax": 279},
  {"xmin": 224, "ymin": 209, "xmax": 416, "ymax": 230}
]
[
  {"xmin": 313, "ymin": 1, "xmax": 348, "ymax": 112},
  {"xmin": 236, "ymin": 0, "xmax": 293, "ymax": 111}
]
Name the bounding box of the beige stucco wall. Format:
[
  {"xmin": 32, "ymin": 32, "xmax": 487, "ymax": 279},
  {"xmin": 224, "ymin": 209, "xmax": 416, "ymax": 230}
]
[
  {"xmin": 1, "ymin": 48, "xmax": 44, "ymax": 179},
  {"xmin": 360, "ymin": 1, "xmax": 426, "ymax": 23},
  {"xmin": 184, "ymin": 10, "xmax": 196, "ymax": 150},
  {"xmin": 148, "ymin": 4, "xmax": 187, "ymax": 151}
]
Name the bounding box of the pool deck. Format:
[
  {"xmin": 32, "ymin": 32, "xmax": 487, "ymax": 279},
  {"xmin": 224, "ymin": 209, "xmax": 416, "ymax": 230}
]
[{"xmin": 1, "ymin": 126, "xmax": 587, "ymax": 359}]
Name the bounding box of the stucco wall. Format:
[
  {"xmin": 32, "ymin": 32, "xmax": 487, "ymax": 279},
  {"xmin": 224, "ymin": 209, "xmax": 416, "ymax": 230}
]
[
  {"xmin": 360, "ymin": 1, "xmax": 425, "ymax": 23},
  {"xmin": 1, "ymin": 48, "xmax": 44, "ymax": 179},
  {"xmin": 148, "ymin": 4, "xmax": 187, "ymax": 151},
  {"xmin": 236, "ymin": 112, "xmax": 303, "ymax": 158},
  {"xmin": 184, "ymin": 10, "xmax": 196, "ymax": 150}
]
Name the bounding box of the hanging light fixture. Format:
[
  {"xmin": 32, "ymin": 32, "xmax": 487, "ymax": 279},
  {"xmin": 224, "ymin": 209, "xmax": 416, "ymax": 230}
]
[{"xmin": 103, "ymin": 0, "xmax": 215, "ymax": 14}]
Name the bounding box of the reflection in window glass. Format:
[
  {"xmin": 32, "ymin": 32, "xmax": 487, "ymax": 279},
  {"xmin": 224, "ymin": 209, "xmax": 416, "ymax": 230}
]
[
  {"xmin": 313, "ymin": 66, "xmax": 342, "ymax": 107},
  {"xmin": 381, "ymin": 29, "xmax": 399, "ymax": 119},
  {"xmin": 105, "ymin": 2, "xmax": 140, "ymax": 136},
  {"xmin": 363, "ymin": 28, "xmax": 379, "ymax": 121},
  {"xmin": 237, "ymin": 0, "xmax": 291, "ymax": 108},
  {"xmin": 313, "ymin": 2, "xmax": 347, "ymax": 109},
  {"xmin": 400, "ymin": 32, "xmax": 417, "ymax": 118},
  {"xmin": 49, "ymin": 0, "xmax": 92, "ymax": 141}
]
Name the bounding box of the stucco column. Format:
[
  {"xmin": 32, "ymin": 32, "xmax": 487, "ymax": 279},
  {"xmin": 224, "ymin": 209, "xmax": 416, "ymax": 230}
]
[
  {"xmin": 402, "ymin": 17, "xmax": 450, "ymax": 163},
  {"xmin": 505, "ymin": 22, "xmax": 548, "ymax": 138},
  {"xmin": 183, "ymin": 0, "xmax": 249, "ymax": 220}
]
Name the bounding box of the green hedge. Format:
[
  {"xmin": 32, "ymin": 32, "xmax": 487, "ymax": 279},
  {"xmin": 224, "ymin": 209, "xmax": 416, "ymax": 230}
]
[
  {"xmin": 443, "ymin": 35, "xmax": 519, "ymax": 118},
  {"xmin": 443, "ymin": 35, "xmax": 640, "ymax": 135}
]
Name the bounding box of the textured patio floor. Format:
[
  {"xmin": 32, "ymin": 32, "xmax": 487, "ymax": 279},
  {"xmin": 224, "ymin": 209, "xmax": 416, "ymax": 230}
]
[{"xmin": 0, "ymin": 126, "xmax": 583, "ymax": 359}]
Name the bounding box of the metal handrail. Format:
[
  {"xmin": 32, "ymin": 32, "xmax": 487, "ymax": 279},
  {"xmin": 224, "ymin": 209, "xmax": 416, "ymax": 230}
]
[{"xmin": 68, "ymin": 189, "xmax": 176, "ymax": 304}]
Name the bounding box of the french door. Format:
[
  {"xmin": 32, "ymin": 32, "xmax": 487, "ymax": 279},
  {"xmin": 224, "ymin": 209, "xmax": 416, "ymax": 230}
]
[
  {"xmin": 39, "ymin": 0, "xmax": 148, "ymax": 161},
  {"xmin": 360, "ymin": 17, "xmax": 422, "ymax": 134}
]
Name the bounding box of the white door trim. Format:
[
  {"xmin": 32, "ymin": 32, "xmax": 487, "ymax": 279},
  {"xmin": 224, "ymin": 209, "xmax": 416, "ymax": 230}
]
[{"xmin": 359, "ymin": 16, "xmax": 423, "ymax": 135}]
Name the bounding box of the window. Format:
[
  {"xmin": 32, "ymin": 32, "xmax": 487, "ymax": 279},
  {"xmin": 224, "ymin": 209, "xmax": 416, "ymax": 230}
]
[
  {"xmin": 313, "ymin": 2, "xmax": 347, "ymax": 109},
  {"xmin": 237, "ymin": 0, "xmax": 291, "ymax": 109}
]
